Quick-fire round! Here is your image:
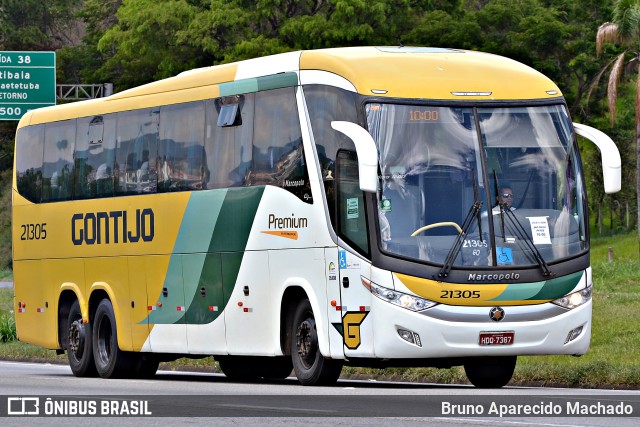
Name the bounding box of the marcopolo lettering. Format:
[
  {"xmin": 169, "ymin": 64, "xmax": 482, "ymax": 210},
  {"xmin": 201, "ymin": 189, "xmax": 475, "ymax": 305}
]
[
  {"xmin": 72, "ymin": 208, "xmax": 154, "ymax": 245},
  {"xmin": 468, "ymin": 272, "xmax": 520, "ymax": 282}
]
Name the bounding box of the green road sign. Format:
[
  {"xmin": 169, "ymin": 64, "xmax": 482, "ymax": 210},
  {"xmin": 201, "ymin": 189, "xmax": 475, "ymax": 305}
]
[{"xmin": 0, "ymin": 51, "xmax": 56, "ymax": 121}]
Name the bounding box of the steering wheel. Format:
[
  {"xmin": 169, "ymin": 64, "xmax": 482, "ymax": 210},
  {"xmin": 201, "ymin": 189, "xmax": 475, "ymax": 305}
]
[{"xmin": 411, "ymin": 222, "xmax": 462, "ymax": 237}]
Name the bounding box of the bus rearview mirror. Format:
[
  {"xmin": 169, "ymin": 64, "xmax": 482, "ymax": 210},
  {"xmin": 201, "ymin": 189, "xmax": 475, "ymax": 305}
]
[
  {"xmin": 573, "ymin": 123, "xmax": 621, "ymax": 194},
  {"xmin": 330, "ymin": 121, "xmax": 378, "ymax": 193}
]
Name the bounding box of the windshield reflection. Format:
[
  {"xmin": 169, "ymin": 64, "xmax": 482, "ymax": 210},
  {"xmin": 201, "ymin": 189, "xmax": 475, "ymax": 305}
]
[{"xmin": 366, "ymin": 103, "xmax": 586, "ymax": 270}]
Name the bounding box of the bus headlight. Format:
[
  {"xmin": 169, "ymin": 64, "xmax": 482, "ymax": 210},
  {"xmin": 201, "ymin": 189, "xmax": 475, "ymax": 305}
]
[
  {"xmin": 362, "ymin": 278, "xmax": 437, "ymax": 312},
  {"xmin": 552, "ymin": 285, "xmax": 592, "ymax": 309}
]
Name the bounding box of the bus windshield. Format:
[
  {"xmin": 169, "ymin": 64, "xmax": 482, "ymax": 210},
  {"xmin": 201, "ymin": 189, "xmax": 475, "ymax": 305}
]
[{"xmin": 366, "ymin": 103, "xmax": 586, "ymax": 269}]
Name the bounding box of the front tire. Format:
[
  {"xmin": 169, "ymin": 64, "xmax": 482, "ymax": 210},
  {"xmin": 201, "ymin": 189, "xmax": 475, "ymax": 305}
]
[
  {"xmin": 66, "ymin": 300, "xmax": 97, "ymax": 377},
  {"xmin": 92, "ymin": 299, "xmax": 135, "ymax": 378},
  {"xmin": 464, "ymin": 356, "xmax": 517, "ymax": 388},
  {"xmin": 291, "ymin": 299, "xmax": 342, "ymax": 386}
]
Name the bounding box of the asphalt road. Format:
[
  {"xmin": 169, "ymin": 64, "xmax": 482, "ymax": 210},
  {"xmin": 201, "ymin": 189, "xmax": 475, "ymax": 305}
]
[{"xmin": 1, "ymin": 361, "xmax": 639, "ymax": 426}]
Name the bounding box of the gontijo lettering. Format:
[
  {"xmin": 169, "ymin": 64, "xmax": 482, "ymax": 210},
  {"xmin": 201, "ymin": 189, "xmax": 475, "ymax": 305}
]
[{"xmin": 71, "ymin": 208, "xmax": 154, "ymax": 245}]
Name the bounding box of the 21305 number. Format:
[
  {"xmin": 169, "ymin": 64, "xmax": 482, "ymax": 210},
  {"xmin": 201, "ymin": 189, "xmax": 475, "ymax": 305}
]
[
  {"xmin": 20, "ymin": 223, "xmax": 47, "ymax": 241},
  {"xmin": 440, "ymin": 289, "xmax": 481, "ymax": 299}
]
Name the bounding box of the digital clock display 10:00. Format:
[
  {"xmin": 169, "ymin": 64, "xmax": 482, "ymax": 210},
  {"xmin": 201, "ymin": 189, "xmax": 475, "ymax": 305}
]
[{"xmin": 409, "ymin": 109, "xmax": 439, "ymax": 121}]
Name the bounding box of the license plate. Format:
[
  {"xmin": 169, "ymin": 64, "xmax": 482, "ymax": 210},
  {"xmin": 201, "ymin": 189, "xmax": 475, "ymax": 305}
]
[{"xmin": 479, "ymin": 331, "xmax": 514, "ymax": 346}]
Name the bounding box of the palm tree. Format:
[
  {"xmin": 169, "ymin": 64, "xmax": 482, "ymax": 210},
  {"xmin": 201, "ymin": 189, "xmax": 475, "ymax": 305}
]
[{"xmin": 596, "ymin": 0, "xmax": 640, "ymax": 253}]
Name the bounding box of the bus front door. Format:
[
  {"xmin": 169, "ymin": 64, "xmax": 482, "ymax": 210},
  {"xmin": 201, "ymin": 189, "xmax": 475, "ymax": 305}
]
[{"xmin": 337, "ymin": 249, "xmax": 374, "ymax": 357}]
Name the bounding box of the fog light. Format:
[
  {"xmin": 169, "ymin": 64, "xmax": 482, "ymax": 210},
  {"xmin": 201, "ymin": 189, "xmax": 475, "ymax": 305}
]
[
  {"xmin": 565, "ymin": 325, "xmax": 584, "ymax": 344},
  {"xmin": 397, "ymin": 328, "xmax": 422, "ymax": 347}
]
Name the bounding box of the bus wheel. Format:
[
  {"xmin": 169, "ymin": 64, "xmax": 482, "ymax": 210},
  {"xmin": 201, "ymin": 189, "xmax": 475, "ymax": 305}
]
[
  {"xmin": 261, "ymin": 357, "xmax": 293, "ymax": 380},
  {"xmin": 216, "ymin": 356, "xmax": 292, "ymax": 381},
  {"xmin": 132, "ymin": 354, "xmax": 160, "ymax": 379},
  {"xmin": 217, "ymin": 356, "xmax": 261, "ymax": 381},
  {"xmin": 291, "ymin": 299, "xmax": 342, "ymax": 386},
  {"xmin": 464, "ymin": 356, "xmax": 517, "ymax": 388},
  {"xmin": 66, "ymin": 300, "xmax": 97, "ymax": 377},
  {"xmin": 92, "ymin": 299, "xmax": 135, "ymax": 378}
]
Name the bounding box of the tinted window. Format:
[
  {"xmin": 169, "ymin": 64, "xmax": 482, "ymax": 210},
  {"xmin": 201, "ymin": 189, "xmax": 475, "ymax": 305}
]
[
  {"xmin": 15, "ymin": 125, "xmax": 44, "ymax": 203},
  {"xmin": 251, "ymin": 87, "xmax": 311, "ymax": 203},
  {"xmin": 337, "ymin": 150, "xmax": 369, "ymax": 254},
  {"xmin": 205, "ymin": 94, "xmax": 254, "ymax": 189},
  {"xmin": 75, "ymin": 115, "xmax": 117, "ymax": 198},
  {"xmin": 159, "ymin": 102, "xmax": 207, "ymax": 192},
  {"xmin": 115, "ymin": 108, "xmax": 159, "ymax": 195},
  {"xmin": 304, "ymin": 85, "xmax": 358, "ymax": 219},
  {"xmin": 42, "ymin": 120, "xmax": 75, "ymax": 202}
]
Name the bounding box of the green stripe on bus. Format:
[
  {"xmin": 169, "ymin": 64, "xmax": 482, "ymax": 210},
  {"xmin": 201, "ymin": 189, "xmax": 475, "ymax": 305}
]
[
  {"xmin": 529, "ymin": 271, "xmax": 583, "ymax": 301},
  {"xmin": 219, "ymin": 72, "xmax": 298, "ymax": 97},
  {"xmin": 145, "ymin": 187, "xmax": 264, "ymax": 325},
  {"xmin": 489, "ymin": 271, "xmax": 583, "ymax": 302}
]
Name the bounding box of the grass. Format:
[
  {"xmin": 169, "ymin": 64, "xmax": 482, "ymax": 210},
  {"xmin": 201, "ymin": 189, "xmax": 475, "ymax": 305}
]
[
  {"xmin": 1, "ymin": 232, "xmax": 639, "ymax": 387},
  {"xmin": 0, "ymin": 269, "xmax": 12, "ymax": 281}
]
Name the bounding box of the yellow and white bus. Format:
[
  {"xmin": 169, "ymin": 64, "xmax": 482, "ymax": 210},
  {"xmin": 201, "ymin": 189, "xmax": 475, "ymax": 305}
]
[{"xmin": 12, "ymin": 47, "xmax": 621, "ymax": 387}]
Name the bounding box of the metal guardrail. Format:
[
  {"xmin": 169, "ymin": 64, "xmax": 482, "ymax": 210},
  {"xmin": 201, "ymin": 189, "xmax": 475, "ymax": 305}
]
[{"xmin": 56, "ymin": 84, "xmax": 113, "ymax": 101}]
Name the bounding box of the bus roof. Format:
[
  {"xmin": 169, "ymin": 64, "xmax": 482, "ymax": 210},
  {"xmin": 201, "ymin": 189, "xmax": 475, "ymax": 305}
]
[
  {"xmin": 300, "ymin": 47, "xmax": 561, "ymax": 101},
  {"xmin": 19, "ymin": 46, "xmax": 561, "ymax": 127}
]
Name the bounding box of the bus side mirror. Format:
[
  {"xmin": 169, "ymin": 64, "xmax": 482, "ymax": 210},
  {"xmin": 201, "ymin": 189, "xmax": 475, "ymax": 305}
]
[
  {"xmin": 330, "ymin": 121, "xmax": 378, "ymax": 193},
  {"xmin": 573, "ymin": 123, "xmax": 621, "ymax": 194}
]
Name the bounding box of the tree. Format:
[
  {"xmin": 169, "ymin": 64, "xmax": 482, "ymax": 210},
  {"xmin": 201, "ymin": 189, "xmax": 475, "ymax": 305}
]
[
  {"xmin": 596, "ymin": 0, "xmax": 640, "ymax": 250},
  {"xmin": 0, "ymin": 0, "xmax": 82, "ymax": 51},
  {"xmin": 0, "ymin": 0, "xmax": 85, "ymax": 270},
  {"xmin": 91, "ymin": 0, "xmax": 439, "ymax": 90}
]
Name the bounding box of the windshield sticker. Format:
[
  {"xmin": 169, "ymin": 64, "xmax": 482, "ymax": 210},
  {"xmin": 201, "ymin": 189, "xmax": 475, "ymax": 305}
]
[
  {"xmin": 528, "ymin": 216, "xmax": 552, "ymax": 245},
  {"xmin": 496, "ymin": 247, "xmax": 513, "ymax": 265},
  {"xmin": 380, "ymin": 198, "xmax": 392, "ymax": 212},
  {"xmin": 346, "ymin": 198, "xmax": 359, "ymax": 219}
]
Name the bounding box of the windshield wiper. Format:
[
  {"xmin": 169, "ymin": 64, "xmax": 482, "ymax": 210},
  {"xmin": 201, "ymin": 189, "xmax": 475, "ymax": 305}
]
[
  {"xmin": 437, "ymin": 172, "xmax": 483, "ymax": 279},
  {"xmin": 499, "ymin": 206, "xmax": 552, "ymax": 277},
  {"xmin": 493, "ymin": 170, "xmax": 552, "ymax": 277}
]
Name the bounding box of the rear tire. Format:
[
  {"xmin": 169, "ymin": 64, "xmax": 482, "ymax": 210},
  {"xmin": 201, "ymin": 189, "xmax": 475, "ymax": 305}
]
[
  {"xmin": 464, "ymin": 356, "xmax": 517, "ymax": 388},
  {"xmin": 291, "ymin": 299, "xmax": 342, "ymax": 386},
  {"xmin": 217, "ymin": 356, "xmax": 260, "ymax": 381},
  {"xmin": 132, "ymin": 354, "xmax": 160, "ymax": 378},
  {"xmin": 262, "ymin": 356, "xmax": 293, "ymax": 380},
  {"xmin": 217, "ymin": 356, "xmax": 292, "ymax": 381},
  {"xmin": 66, "ymin": 300, "xmax": 97, "ymax": 377},
  {"xmin": 92, "ymin": 299, "xmax": 136, "ymax": 378}
]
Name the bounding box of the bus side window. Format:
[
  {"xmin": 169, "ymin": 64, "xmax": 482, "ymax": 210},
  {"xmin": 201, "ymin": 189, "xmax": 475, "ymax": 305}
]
[
  {"xmin": 75, "ymin": 115, "xmax": 116, "ymax": 199},
  {"xmin": 42, "ymin": 120, "xmax": 76, "ymax": 202},
  {"xmin": 115, "ymin": 108, "xmax": 159, "ymax": 195},
  {"xmin": 158, "ymin": 101, "xmax": 206, "ymax": 192},
  {"xmin": 304, "ymin": 85, "xmax": 359, "ymax": 229},
  {"xmin": 16, "ymin": 125, "xmax": 45, "ymax": 203},
  {"xmin": 336, "ymin": 150, "xmax": 369, "ymax": 255},
  {"xmin": 251, "ymin": 87, "xmax": 311, "ymax": 203},
  {"xmin": 97, "ymin": 114, "xmax": 117, "ymax": 197},
  {"xmin": 205, "ymin": 95, "xmax": 254, "ymax": 189}
]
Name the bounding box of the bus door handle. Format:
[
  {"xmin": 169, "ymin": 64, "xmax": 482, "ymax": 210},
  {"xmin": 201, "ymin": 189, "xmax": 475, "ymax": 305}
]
[
  {"xmin": 200, "ymin": 287, "xmax": 206, "ymax": 297},
  {"xmin": 342, "ymin": 278, "xmax": 349, "ymax": 288}
]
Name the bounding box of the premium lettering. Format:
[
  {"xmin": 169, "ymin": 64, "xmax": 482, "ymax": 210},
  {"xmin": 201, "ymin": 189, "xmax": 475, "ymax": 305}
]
[{"xmin": 268, "ymin": 213, "xmax": 308, "ymax": 229}]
